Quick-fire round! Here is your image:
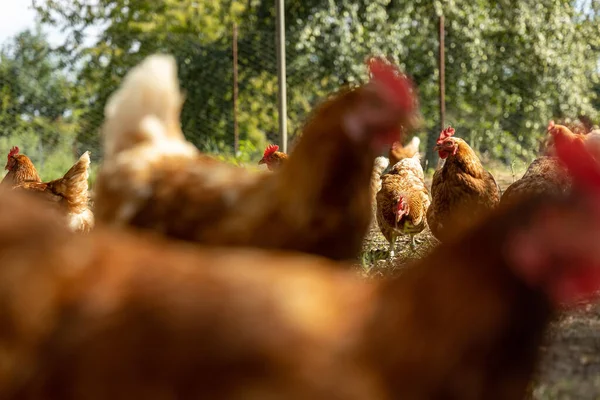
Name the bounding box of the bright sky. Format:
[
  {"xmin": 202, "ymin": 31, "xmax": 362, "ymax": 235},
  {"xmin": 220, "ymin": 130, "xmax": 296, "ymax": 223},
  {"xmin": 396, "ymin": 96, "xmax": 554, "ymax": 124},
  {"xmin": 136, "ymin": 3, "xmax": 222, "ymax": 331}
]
[
  {"xmin": 0, "ymin": 0, "xmax": 594, "ymax": 47},
  {"xmin": 0, "ymin": 1, "xmax": 35, "ymax": 42},
  {"xmin": 0, "ymin": 0, "xmax": 65, "ymax": 46}
]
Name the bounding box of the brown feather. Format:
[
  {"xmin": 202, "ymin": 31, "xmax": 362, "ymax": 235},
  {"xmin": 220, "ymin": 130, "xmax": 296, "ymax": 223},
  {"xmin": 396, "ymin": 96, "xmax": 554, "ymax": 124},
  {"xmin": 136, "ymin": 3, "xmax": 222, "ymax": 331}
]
[
  {"xmin": 261, "ymin": 151, "xmax": 289, "ymax": 171},
  {"xmin": 12, "ymin": 152, "xmax": 94, "ymax": 232},
  {"xmin": 427, "ymin": 138, "xmax": 500, "ymax": 242},
  {"xmin": 388, "ymin": 137, "xmax": 419, "ymax": 166},
  {"xmin": 1, "ymin": 154, "xmax": 41, "ymax": 187},
  {"xmin": 376, "ymin": 156, "xmax": 429, "ymax": 250},
  {"xmin": 95, "ymin": 55, "xmax": 418, "ymax": 262},
  {"xmin": 4, "ymin": 188, "xmax": 597, "ymax": 398},
  {"xmin": 501, "ymin": 156, "xmax": 570, "ymax": 207}
]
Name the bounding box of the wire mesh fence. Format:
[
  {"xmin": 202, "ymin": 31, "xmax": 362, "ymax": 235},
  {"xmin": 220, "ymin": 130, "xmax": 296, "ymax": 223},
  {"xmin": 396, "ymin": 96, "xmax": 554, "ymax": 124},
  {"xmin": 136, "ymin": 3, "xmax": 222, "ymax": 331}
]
[
  {"xmin": 0, "ymin": 28, "xmax": 341, "ymax": 181},
  {"xmin": 0, "ymin": 1, "xmax": 598, "ymax": 182}
]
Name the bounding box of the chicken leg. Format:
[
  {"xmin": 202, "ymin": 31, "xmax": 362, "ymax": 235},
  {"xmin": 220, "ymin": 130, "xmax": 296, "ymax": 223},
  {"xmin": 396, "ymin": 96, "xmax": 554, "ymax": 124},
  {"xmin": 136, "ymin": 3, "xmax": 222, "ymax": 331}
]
[{"xmin": 388, "ymin": 234, "xmax": 397, "ymax": 260}]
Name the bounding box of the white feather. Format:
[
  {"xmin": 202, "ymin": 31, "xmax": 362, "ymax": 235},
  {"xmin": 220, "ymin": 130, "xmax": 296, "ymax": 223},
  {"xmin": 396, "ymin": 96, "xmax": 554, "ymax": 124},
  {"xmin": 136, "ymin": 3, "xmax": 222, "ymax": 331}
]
[
  {"xmin": 98, "ymin": 54, "xmax": 198, "ymax": 224},
  {"xmin": 409, "ymin": 136, "xmax": 420, "ymax": 152},
  {"xmin": 102, "ymin": 54, "xmax": 196, "ymax": 160}
]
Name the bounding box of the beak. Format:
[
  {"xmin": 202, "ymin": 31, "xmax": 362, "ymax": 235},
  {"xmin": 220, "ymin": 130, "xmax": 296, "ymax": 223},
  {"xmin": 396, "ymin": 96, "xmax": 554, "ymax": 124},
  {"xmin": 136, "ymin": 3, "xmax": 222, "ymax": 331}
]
[
  {"xmin": 433, "ymin": 144, "xmax": 442, "ymax": 151},
  {"xmin": 395, "ymin": 208, "xmax": 407, "ymax": 224},
  {"xmin": 258, "ymin": 158, "xmax": 265, "ymax": 165},
  {"xmin": 395, "ymin": 214, "xmax": 405, "ymax": 228}
]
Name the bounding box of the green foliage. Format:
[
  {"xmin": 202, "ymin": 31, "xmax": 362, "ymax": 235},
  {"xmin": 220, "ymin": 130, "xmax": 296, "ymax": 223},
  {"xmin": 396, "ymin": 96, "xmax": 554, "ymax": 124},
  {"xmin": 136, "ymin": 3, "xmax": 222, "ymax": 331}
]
[
  {"xmin": 0, "ymin": 27, "xmax": 82, "ymax": 180},
  {"xmin": 272, "ymin": 0, "xmax": 600, "ymax": 164},
  {"xmin": 210, "ymin": 139, "xmax": 262, "ymax": 168},
  {"xmin": 0, "ymin": 0, "xmax": 596, "ymax": 172},
  {"xmin": 32, "ymin": 0, "xmax": 255, "ymax": 156}
]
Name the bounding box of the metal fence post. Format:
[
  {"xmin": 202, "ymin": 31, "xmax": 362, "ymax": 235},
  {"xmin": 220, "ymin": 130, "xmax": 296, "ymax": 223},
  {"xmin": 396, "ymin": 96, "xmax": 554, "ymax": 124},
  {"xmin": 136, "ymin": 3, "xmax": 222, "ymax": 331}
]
[
  {"xmin": 276, "ymin": 0, "xmax": 287, "ymax": 152},
  {"xmin": 232, "ymin": 23, "xmax": 239, "ymax": 154},
  {"xmin": 439, "ymin": 14, "xmax": 446, "ymax": 139}
]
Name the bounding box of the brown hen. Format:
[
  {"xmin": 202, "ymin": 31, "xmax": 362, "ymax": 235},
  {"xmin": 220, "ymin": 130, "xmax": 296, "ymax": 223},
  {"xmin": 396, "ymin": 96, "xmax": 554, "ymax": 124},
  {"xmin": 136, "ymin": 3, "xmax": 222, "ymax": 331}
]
[
  {"xmin": 427, "ymin": 126, "xmax": 500, "ymax": 242},
  {"xmin": 258, "ymin": 144, "xmax": 288, "ymax": 171},
  {"xmin": 13, "ymin": 152, "xmax": 94, "ymax": 232},
  {"xmin": 544, "ymin": 120, "xmax": 586, "ymax": 154},
  {"xmin": 388, "ymin": 135, "xmax": 420, "ymax": 166},
  {"xmin": 94, "ymin": 54, "xmax": 419, "ymax": 261},
  {"xmin": 547, "ymin": 120, "xmax": 600, "ymax": 161},
  {"xmin": 503, "ymin": 121, "xmax": 600, "ymax": 206},
  {"xmin": 1, "ymin": 146, "xmax": 41, "ymax": 187},
  {"xmin": 376, "ymin": 153, "xmax": 430, "ymax": 256},
  {"xmin": 501, "ymin": 156, "xmax": 570, "ymax": 207},
  {"xmin": 2, "ymin": 131, "xmax": 600, "ymax": 398}
]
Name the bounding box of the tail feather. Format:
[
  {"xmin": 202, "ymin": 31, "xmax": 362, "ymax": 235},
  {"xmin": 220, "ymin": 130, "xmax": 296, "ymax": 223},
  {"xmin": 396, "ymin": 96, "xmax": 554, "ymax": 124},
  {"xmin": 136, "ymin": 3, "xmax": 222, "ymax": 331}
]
[
  {"xmin": 102, "ymin": 54, "xmax": 189, "ymax": 159},
  {"xmin": 372, "ymin": 156, "xmax": 390, "ymax": 177},
  {"xmin": 370, "ymin": 156, "xmax": 390, "ymax": 204},
  {"xmin": 48, "ymin": 151, "xmax": 91, "ymax": 214},
  {"xmin": 407, "ymin": 136, "xmax": 420, "ymax": 153}
]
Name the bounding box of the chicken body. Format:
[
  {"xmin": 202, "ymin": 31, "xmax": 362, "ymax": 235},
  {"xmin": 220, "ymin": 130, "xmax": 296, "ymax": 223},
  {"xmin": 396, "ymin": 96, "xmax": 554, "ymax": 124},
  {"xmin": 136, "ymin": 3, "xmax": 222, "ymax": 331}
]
[
  {"xmin": 544, "ymin": 122, "xmax": 586, "ymax": 155},
  {"xmin": 94, "ymin": 55, "xmax": 418, "ymax": 261},
  {"xmin": 388, "ymin": 136, "xmax": 420, "ymax": 167},
  {"xmin": 548, "ymin": 122, "xmax": 600, "ymax": 161},
  {"xmin": 376, "ymin": 153, "xmax": 429, "ymax": 256},
  {"xmin": 511, "ymin": 123, "xmax": 600, "ymax": 207},
  {"xmin": 3, "ymin": 170, "xmax": 600, "ymax": 399},
  {"xmin": 0, "ymin": 193, "xmax": 376, "ymax": 399},
  {"xmin": 258, "ymin": 144, "xmax": 288, "ymax": 171},
  {"xmin": 13, "ymin": 152, "xmax": 94, "ymax": 232},
  {"xmin": 1, "ymin": 147, "xmax": 41, "ymax": 187},
  {"xmin": 501, "ymin": 156, "xmax": 570, "ymax": 206},
  {"xmin": 427, "ymin": 134, "xmax": 500, "ymax": 242}
]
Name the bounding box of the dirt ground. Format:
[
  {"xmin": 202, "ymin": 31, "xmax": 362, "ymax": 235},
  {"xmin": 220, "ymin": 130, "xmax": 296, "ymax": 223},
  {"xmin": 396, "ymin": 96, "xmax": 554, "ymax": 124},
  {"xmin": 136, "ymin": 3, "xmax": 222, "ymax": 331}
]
[{"xmin": 360, "ymin": 168, "xmax": 600, "ymax": 399}]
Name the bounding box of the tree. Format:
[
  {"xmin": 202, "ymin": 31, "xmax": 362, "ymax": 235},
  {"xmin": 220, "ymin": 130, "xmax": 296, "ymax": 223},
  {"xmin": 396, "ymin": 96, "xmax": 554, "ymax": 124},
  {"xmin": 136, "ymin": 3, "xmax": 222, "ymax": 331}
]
[
  {"xmin": 33, "ymin": 0, "xmax": 600, "ymax": 167},
  {"xmin": 0, "ymin": 27, "xmax": 81, "ymax": 180},
  {"xmin": 33, "ymin": 0, "xmax": 265, "ymax": 158},
  {"xmin": 273, "ymin": 0, "xmax": 600, "ymax": 164}
]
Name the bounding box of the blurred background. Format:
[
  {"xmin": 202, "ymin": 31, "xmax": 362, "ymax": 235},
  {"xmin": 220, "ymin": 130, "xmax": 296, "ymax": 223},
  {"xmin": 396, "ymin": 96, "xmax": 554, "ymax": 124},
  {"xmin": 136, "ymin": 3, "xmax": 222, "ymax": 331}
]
[{"xmin": 0, "ymin": 0, "xmax": 598, "ymax": 181}]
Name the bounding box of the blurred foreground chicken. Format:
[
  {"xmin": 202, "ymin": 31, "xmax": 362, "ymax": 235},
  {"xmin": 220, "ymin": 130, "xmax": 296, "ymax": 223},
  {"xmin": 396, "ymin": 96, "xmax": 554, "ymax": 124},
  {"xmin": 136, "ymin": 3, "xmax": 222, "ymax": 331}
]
[
  {"xmin": 427, "ymin": 126, "xmax": 500, "ymax": 242},
  {"xmin": 503, "ymin": 121, "xmax": 600, "ymax": 207},
  {"xmin": 547, "ymin": 120, "xmax": 600, "ymax": 160},
  {"xmin": 376, "ymin": 152, "xmax": 430, "ymax": 256},
  {"xmin": 1, "ymin": 146, "xmax": 41, "ymax": 186},
  {"xmin": 258, "ymin": 144, "xmax": 288, "ymax": 171},
  {"xmin": 544, "ymin": 120, "xmax": 585, "ymax": 152},
  {"xmin": 388, "ymin": 135, "xmax": 420, "ymax": 166},
  {"xmin": 501, "ymin": 123, "xmax": 573, "ymax": 206},
  {"xmin": 9, "ymin": 152, "xmax": 94, "ymax": 233},
  {"xmin": 2, "ymin": 132, "xmax": 600, "ymax": 399},
  {"xmin": 94, "ymin": 54, "xmax": 418, "ymax": 261}
]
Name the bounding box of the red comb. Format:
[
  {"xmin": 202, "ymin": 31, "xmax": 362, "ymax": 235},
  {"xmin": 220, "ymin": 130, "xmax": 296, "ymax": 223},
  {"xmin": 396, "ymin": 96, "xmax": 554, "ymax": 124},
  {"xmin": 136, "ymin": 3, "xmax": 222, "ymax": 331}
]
[
  {"xmin": 554, "ymin": 131, "xmax": 600, "ymax": 192},
  {"xmin": 262, "ymin": 144, "xmax": 279, "ymax": 158},
  {"xmin": 8, "ymin": 146, "xmax": 19, "ymax": 158},
  {"xmin": 437, "ymin": 126, "xmax": 455, "ymax": 144},
  {"xmin": 553, "ymin": 266, "xmax": 600, "ymax": 305},
  {"xmin": 367, "ymin": 57, "xmax": 416, "ymax": 112}
]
